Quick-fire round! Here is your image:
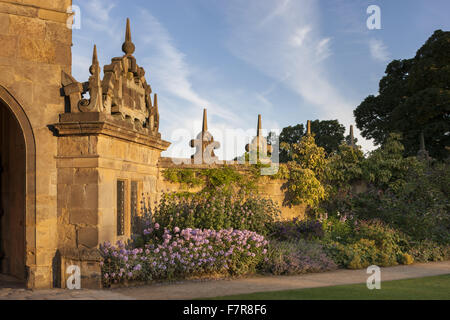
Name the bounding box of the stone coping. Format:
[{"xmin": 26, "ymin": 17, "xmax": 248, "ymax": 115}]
[{"xmin": 52, "ymin": 112, "xmax": 171, "ymax": 151}]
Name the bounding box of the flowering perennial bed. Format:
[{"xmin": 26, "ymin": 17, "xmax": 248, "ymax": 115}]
[{"xmin": 100, "ymin": 227, "xmax": 268, "ymax": 287}]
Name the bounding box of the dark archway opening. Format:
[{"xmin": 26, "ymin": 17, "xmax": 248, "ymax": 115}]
[{"xmin": 0, "ymin": 100, "xmax": 26, "ymax": 286}]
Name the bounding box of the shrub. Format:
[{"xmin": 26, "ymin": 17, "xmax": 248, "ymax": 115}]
[
  {"xmin": 100, "ymin": 227, "xmax": 268, "ymax": 287},
  {"xmin": 407, "ymin": 240, "xmax": 450, "ymax": 262},
  {"xmin": 270, "ymin": 218, "xmax": 324, "ymax": 241},
  {"xmin": 398, "ymin": 253, "xmax": 414, "ymax": 265},
  {"xmin": 261, "ymin": 240, "xmax": 337, "ymax": 275},
  {"xmin": 150, "ymin": 188, "xmax": 280, "ymax": 236},
  {"xmin": 323, "ymin": 219, "xmax": 412, "ymax": 268},
  {"xmin": 352, "ymin": 161, "xmax": 450, "ymax": 244}
]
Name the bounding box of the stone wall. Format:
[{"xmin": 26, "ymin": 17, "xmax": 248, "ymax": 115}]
[
  {"xmin": 155, "ymin": 158, "xmax": 307, "ymax": 220},
  {"xmin": 0, "ymin": 0, "xmax": 72, "ymax": 288}
]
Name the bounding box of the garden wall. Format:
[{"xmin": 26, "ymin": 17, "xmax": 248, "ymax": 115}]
[{"xmin": 154, "ymin": 157, "xmax": 307, "ymax": 220}]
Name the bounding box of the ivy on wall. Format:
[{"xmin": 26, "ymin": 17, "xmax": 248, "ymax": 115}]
[{"xmin": 162, "ymin": 166, "xmax": 259, "ymax": 192}]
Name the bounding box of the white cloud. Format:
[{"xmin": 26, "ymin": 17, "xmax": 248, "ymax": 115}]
[
  {"xmin": 224, "ymin": 0, "xmax": 374, "ymax": 152},
  {"xmin": 369, "ymin": 38, "xmax": 390, "ymax": 62},
  {"xmin": 289, "ymin": 26, "xmax": 312, "ymax": 47},
  {"xmin": 84, "ymin": 0, "xmax": 116, "ymax": 23},
  {"xmin": 316, "ymin": 37, "xmax": 332, "ymax": 61}
]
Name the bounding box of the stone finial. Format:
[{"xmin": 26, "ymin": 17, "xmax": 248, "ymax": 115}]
[
  {"xmin": 257, "ymin": 114, "xmax": 262, "ymax": 137},
  {"xmin": 149, "ymin": 93, "xmax": 160, "ymax": 132},
  {"xmin": 122, "ymin": 18, "xmax": 135, "ymax": 55},
  {"xmin": 190, "ymin": 109, "xmax": 220, "ymax": 164},
  {"xmin": 202, "ymin": 108, "xmax": 208, "ymax": 132},
  {"xmin": 78, "ymin": 44, "xmax": 103, "ymax": 112},
  {"xmin": 89, "ymin": 44, "xmax": 99, "ymax": 75},
  {"xmin": 307, "ymin": 120, "xmax": 311, "ymax": 135},
  {"xmin": 417, "ymin": 130, "xmax": 430, "ymax": 161},
  {"xmin": 349, "ymin": 125, "xmax": 355, "ymax": 148},
  {"xmin": 419, "ymin": 130, "xmax": 426, "ymax": 151},
  {"xmin": 153, "ymin": 93, "xmax": 158, "ymax": 110},
  {"xmin": 245, "ymin": 114, "xmax": 272, "ymax": 163}
]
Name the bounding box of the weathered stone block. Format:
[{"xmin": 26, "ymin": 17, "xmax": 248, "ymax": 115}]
[
  {"xmin": 9, "ymin": 14, "xmax": 46, "ymax": 39},
  {"xmin": 77, "ymin": 227, "xmax": 99, "ymax": 248},
  {"xmin": 18, "ymin": 37, "xmax": 55, "ymax": 64},
  {"xmin": 0, "ymin": 2, "xmax": 38, "ymax": 18},
  {"xmin": 0, "ymin": 12, "xmax": 9, "ymax": 34},
  {"xmin": 70, "ymin": 208, "xmax": 98, "ymax": 226},
  {"xmin": 0, "ymin": 34, "xmax": 17, "ymax": 57},
  {"xmin": 45, "ymin": 20, "xmax": 71, "ymax": 43},
  {"xmin": 69, "ymin": 184, "xmax": 98, "ymax": 209},
  {"xmin": 74, "ymin": 168, "xmax": 98, "ymax": 184},
  {"xmin": 38, "ymin": 8, "xmax": 68, "ymax": 23}
]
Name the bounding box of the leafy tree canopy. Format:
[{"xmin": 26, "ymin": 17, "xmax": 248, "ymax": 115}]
[
  {"xmin": 310, "ymin": 120, "xmax": 346, "ymax": 155},
  {"xmin": 354, "ymin": 30, "xmax": 450, "ymax": 159},
  {"xmin": 275, "ymin": 120, "xmax": 346, "ymax": 162}
]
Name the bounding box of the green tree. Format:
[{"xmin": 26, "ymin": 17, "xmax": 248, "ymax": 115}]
[
  {"xmin": 310, "ymin": 120, "xmax": 346, "ymax": 155},
  {"xmin": 283, "ymin": 135, "xmax": 328, "ymax": 207},
  {"xmin": 354, "ymin": 30, "xmax": 450, "ymax": 159},
  {"xmin": 278, "ymin": 124, "xmax": 305, "ymax": 162}
]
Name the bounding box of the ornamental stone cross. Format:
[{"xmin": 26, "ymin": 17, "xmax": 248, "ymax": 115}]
[{"xmin": 190, "ymin": 109, "xmax": 220, "ymax": 164}]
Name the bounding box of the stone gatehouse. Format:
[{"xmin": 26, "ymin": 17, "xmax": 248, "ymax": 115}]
[{"xmin": 0, "ymin": 0, "xmax": 306, "ymax": 289}]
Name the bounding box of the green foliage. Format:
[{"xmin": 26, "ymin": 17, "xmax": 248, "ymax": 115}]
[
  {"xmin": 280, "ymin": 135, "xmax": 328, "ymax": 207},
  {"xmin": 277, "ymin": 124, "xmax": 305, "ymax": 162},
  {"xmin": 323, "ymin": 219, "xmax": 411, "ymax": 269},
  {"xmin": 352, "ymin": 160, "xmax": 450, "ymax": 244},
  {"xmin": 310, "ymin": 119, "xmax": 346, "ymax": 155},
  {"xmin": 290, "ymin": 134, "xmax": 328, "ymax": 179},
  {"xmin": 260, "ymin": 240, "xmax": 337, "ymax": 275},
  {"xmin": 284, "ymin": 166, "xmax": 326, "ymax": 207},
  {"xmin": 163, "ymin": 166, "xmax": 257, "ymax": 192},
  {"xmin": 162, "ymin": 168, "xmax": 204, "ymax": 188},
  {"xmin": 277, "ymin": 120, "xmax": 347, "ymax": 162},
  {"xmin": 151, "ymin": 188, "xmax": 281, "ymax": 236},
  {"xmin": 361, "ymin": 133, "xmax": 425, "ymax": 190},
  {"xmin": 354, "ymin": 29, "xmax": 450, "ymax": 159},
  {"xmin": 325, "ymin": 144, "xmax": 364, "ymax": 189},
  {"xmin": 407, "ymin": 240, "xmax": 450, "ymax": 262}
]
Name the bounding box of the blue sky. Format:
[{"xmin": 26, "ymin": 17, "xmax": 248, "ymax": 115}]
[{"xmin": 71, "ymin": 0, "xmax": 450, "ymax": 159}]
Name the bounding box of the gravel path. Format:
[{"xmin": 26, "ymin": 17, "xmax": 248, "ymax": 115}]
[{"xmin": 1, "ymin": 261, "xmax": 449, "ymax": 300}]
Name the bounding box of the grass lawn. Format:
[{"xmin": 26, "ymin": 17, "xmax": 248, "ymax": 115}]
[{"xmin": 208, "ymin": 274, "xmax": 450, "ymax": 300}]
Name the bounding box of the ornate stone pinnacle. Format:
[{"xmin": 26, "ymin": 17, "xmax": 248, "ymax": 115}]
[
  {"xmin": 122, "ymin": 18, "xmax": 135, "ymax": 55},
  {"xmin": 307, "ymin": 120, "xmax": 311, "ymax": 135},
  {"xmin": 89, "ymin": 44, "xmax": 99, "ymax": 75},
  {"xmin": 153, "ymin": 93, "xmax": 158, "ymax": 109},
  {"xmin": 202, "ymin": 108, "xmax": 208, "ymax": 133}
]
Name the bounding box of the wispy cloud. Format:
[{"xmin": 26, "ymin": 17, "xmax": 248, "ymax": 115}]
[
  {"xmin": 369, "ymin": 38, "xmax": 390, "ymax": 62},
  {"xmin": 223, "ymin": 0, "xmax": 373, "ymax": 151}
]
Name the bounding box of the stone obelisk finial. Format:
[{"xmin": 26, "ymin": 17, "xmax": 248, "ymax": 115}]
[
  {"xmin": 89, "ymin": 44, "xmax": 99, "ymax": 75},
  {"xmin": 419, "ymin": 130, "xmax": 426, "ymax": 151},
  {"xmin": 417, "ymin": 130, "xmax": 430, "ymax": 161},
  {"xmin": 307, "ymin": 120, "xmax": 311, "ymax": 135},
  {"xmin": 202, "ymin": 108, "xmax": 208, "ymax": 133},
  {"xmin": 122, "ymin": 18, "xmax": 135, "ymax": 55},
  {"xmin": 257, "ymin": 114, "xmax": 262, "ymax": 137},
  {"xmin": 349, "ymin": 125, "xmax": 355, "ymax": 148},
  {"xmin": 153, "ymin": 93, "xmax": 158, "ymax": 110}
]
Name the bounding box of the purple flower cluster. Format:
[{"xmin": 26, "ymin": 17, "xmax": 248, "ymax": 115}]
[{"xmin": 100, "ymin": 227, "xmax": 268, "ymax": 286}]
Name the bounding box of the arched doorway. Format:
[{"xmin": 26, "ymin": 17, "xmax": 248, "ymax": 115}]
[{"xmin": 0, "ymin": 86, "xmax": 36, "ymax": 287}]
